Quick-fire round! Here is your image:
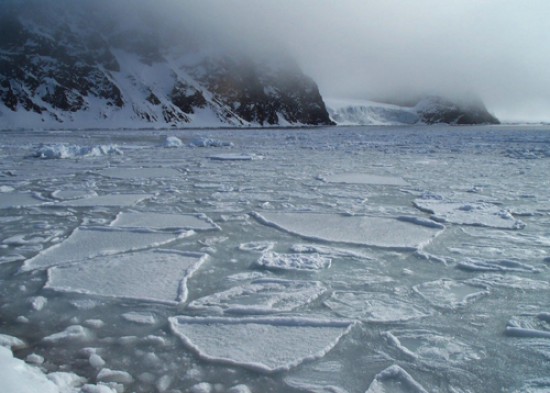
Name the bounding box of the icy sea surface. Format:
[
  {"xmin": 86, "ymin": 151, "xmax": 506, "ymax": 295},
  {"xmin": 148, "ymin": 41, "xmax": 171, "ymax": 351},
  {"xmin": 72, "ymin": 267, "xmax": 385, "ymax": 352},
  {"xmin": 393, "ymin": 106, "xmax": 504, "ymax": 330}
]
[{"xmin": 1, "ymin": 125, "xmax": 549, "ymax": 393}]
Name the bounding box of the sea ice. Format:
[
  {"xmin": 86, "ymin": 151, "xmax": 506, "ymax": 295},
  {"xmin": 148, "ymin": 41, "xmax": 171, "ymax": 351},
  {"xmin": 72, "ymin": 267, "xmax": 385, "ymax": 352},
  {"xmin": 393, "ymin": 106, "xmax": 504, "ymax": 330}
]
[
  {"xmin": 46, "ymin": 250, "xmax": 207, "ymax": 304},
  {"xmin": 412, "ymin": 279, "xmax": 489, "ymax": 310},
  {"xmin": 51, "ymin": 189, "xmax": 98, "ymax": 201},
  {"xmin": 34, "ymin": 144, "xmax": 122, "ymax": 159},
  {"xmin": 413, "ymin": 199, "xmax": 525, "ymax": 229},
  {"xmin": 163, "ymin": 136, "xmax": 183, "ymax": 148},
  {"xmin": 456, "ymin": 258, "xmax": 539, "ymax": 273},
  {"xmin": 58, "ymin": 193, "xmax": 152, "ymax": 207},
  {"xmin": 98, "ymin": 167, "xmax": 182, "ymax": 179},
  {"xmin": 0, "ymin": 345, "xmax": 59, "ymax": 393},
  {"xmin": 22, "ymin": 227, "xmax": 191, "ymax": 271},
  {"xmin": 252, "ymin": 212, "xmax": 443, "ymax": 250},
  {"xmin": 324, "ymin": 292, "xmax": 430, "ymax": 322},
  {"xmin": 169, "ymin": 316, "xmax": 355, "ymax": 373},
  {"xmin": 513, "ymin": 379, "xmax": 550, "ymax": 393},
  {"xmin": 365, "ymin": 365, "xmax": 428, "ymax": 393},
  {"xmin": 0, "ymin": 333, "xmax": 26, "ymax": 350},
  {"xmin": 209, "ymin": 153, "xmax": 262, "ymax": 161},
  {"xmin": 110, "ymin": 212, "xmax": 219, "ymax": 231},
  {"xmin": 320, "ymin": 173, "xmax": 408, "ymax": 186},
  {"xmin": 255, "ymin": 251, "xmax": 331, "ymax": 271},
  {"xmin": 383, "ymin": 329, "xmax": 484, "ymax": 366},
  {"xmin": 42, "ymin": 325, "xmax": 93, "ymax": 344},
  {"xmin": 97, "ymin": 368, "xmax": 134, "ymax": 384},
  {"xmin": 466, "ymin": 274, "xmax": 550, "ymax": 290},
  {"xmin": 0, "ymin": 192, "xmax": 46, "ymax": 209},
  {"xmin": 121, "ymin": 311, "xmax": 156, "ymax": 325},
  {"xmin": 189, "ymin": 136, "xmax": 233, "ymax": 147},
  {"xmin": 187, "ymin": 278, "xmax": 326, "ymax": 314},
  {"xmin": 506, "ymin": 313, "xmax": 550, "ymax": 338}
]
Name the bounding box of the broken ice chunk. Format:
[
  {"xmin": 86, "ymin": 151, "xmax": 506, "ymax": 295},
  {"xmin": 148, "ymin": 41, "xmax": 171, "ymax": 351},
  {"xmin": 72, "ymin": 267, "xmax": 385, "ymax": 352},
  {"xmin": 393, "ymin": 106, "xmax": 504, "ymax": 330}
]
[
  {"xmin": 252, "ymin": 212, "xmax": 443, "ymax": 250},
  {"xmin": 255, "ymin": 252, "xmax": 331, "ymax": 271},
  {"xmin": 413, "ymin": 279, "xmax": 489, "ymax": 310},
  {"xmin": 324, "ymin": 292, "xmax": 430, "ymax": 322},
  {"xmin": 187, "ymin": 278, "xmax": 326, "ymax": 314},
  {"xmin": 22, "ymin": 227, "xmax": 192, "ymax": 271},
  {"xmin": 365, "ymin": 365, "xmax": 428, "ymax": 393},
  {"xmin": 46, "ymin": 250, "xmax": 207, "ymax": 304},
  {"xmin": 169, "ymin": 316, "xmax": 355, "ymax": 373},
  {"xmin": 110, "ymin": 212, "xmax": 219, "ymax": 231}
]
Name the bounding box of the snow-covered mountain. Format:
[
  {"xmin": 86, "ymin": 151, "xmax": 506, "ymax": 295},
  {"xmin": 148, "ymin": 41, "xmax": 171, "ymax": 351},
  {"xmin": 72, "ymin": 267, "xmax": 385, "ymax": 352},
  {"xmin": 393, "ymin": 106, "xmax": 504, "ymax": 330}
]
[
  {"xmin": 0, "ymin": 1, "xmax": 333, "ymax": 129},
  {"xmin": 327, "ymin": 96, "xmax": 500, "ymax": 126}
]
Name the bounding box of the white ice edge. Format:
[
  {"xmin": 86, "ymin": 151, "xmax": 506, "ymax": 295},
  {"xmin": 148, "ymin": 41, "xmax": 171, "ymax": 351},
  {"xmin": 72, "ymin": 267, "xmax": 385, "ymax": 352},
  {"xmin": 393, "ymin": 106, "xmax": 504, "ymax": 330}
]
[
  {"xmin": 250, "ymin": 212, "xmax": 444, "ymax": 251},
  {"xmin": 44, "ymin": 251, "xmax": 208, "ymax": 305},
  {"xmin": 20, "ymin": 227, "xmax": 195, "ymax": 272},
  {"xmin": 169, "ymin": 316, "xmax": 356, "ymax": 373}
]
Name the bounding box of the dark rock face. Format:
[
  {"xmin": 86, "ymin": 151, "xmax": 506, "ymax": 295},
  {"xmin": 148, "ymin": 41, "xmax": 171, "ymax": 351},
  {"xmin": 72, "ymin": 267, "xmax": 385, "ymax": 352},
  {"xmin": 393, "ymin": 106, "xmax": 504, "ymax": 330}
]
[
  {"xmin": 415, "ymin": 96, "xmax": 499, "ymax": 125},
  {"xmin": 0, "ymin": 1, "xmax": 333, "ymax": 127}
]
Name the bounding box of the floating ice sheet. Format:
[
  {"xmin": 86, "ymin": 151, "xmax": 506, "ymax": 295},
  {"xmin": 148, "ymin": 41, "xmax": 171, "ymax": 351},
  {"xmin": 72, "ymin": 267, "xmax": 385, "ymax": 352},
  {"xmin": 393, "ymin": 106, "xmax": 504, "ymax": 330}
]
[
  {"xmin": 252, "ymin": 212, "xmax": 443, "ymax": 250},
  {"xmin": 467, "ymin": 274, "xmax": 550, "ymax": 290},
  {"xmin": 187, "ymin": 278, "xmax": 326, "ymax": 314},
  {"xmin": 324, "ymin": 292, "xmax": 430, "ymax": 322},
  {"xmin": 365, "ymin": 365, "xmax": 428, "ymax": 393},
  {"xmin": 169, "ymin": 316, "xmax": 355, "ymax": 373},
  {"xmin": 209, "ymin": 153, "xmax": 262, "ymax": 161},
  {"xmin": 58, "ymin": 194, "xmax": 152, "ymax": 207},
  {"xmin": 0, "ymin": 192, "xmax": 46, "ymax": 209},
  {"xmin": 110, "ymin": 212, "xmax": 219, "ymax": 231},
  {"xmin": 320, "ymin": 173, "xmax": 408, "ymax": 186},
  {"xmin": 51, "ymin": 189, "xmax": 98, "ymax": 201},
  {"xmin": 46, "ymin": 250, "xmax": 206, "ymax": 304},
  {"xmin": 506, "ymin": 313, "xmax": 550, "ymax": 338},
  {"xmin": 383, "ymin": 329, "xmax": 484, "ymax": 367},
  {"xmin": 22, "ymin": 227, "xmax": 191, "ymax": 271},
  {"xmin": 513, "ymin": 379, "xmax": 550, "ymax": 393},
  {"xmin": 413, "ymin": 279, "xmax": 489, "ymax": 310},
  {"xmin": 413, "ymin": 199, "xmax": 525, "ymax": 229},
  {"xmin": 98, "ymin": 167, "xmax": 182, "ymax": 179},
  {"xmin": 456, "ymin": 258, "xmax": 539, "ymax": 273},
  {"xmin": 255, "ymin": 252, "xmax": 331, "ymax": 271}
]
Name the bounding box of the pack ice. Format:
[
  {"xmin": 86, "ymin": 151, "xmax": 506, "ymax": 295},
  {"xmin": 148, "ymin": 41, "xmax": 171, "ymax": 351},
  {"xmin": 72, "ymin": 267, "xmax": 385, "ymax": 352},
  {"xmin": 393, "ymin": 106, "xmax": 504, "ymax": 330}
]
[
  {"xmin": 22, "ymin": 227, "xmax": 192, "ymax": 271},
  {"xmin": 169, "ymin": 316, "xmax": 355, "ymax": 373},
  {"xmin": 45, "ymin": 250, "xmax": 207, "ymax": 304},
  {"xmin": 252, "ymin": 212, "xmax": 443, "ymax": 250}
]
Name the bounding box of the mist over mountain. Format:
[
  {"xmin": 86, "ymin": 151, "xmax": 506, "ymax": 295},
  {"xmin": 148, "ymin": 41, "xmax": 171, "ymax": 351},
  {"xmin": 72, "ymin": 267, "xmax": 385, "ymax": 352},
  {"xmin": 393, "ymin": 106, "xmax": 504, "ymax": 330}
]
[{"xmin": 0, "ymin": 0, "xmax": 333, "ymax": 128}]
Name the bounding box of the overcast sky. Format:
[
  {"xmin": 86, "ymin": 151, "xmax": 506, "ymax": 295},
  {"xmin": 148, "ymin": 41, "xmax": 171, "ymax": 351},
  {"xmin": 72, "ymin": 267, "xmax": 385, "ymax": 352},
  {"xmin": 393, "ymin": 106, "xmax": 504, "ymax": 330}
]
[{"xmin": 180, "ymin": 0, "xmax": 550, "ymax": 122}]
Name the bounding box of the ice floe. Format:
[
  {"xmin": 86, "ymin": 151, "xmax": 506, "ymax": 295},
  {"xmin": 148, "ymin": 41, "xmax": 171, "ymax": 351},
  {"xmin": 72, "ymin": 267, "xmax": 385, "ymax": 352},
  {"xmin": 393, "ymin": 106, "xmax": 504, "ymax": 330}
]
[
  {"xmin": 324, "ymin": 291, "xmax": 431, "ymax": 322},
  {"xmin": 365, "ymin": 365, "xmax": 428, "ymax": 393},
  {"xmin": 22, "ymin": 227, "xmax": 192, "ymax": 271},
  {"xmin": 413, "ymin": 199, "xmax": 525, "ymax": 229},
  {"xmin": 457, "ymin": 258, "xmax": 539, "ymax": 273},
  {"xmin": 51, "ymin": 189, "xmax": 98, "ymax": 201},
  {"xmin": 0, "ymin": 345, "xmax": 59, "ymax": 393},
  {"xmin": 513, "ymin": 379, "xmax": 550, "ymax": 393},
  {"xmin": 413, "ymin": 279, "xmax": 489, "ymax": 310},
  {"xmin": 187, "ymin": 278, "xmax": 326, "ymax": 314},
  {"xmin": 252, "ymin": 212, "xmax": 443, "ymax": 250},
  {"xmin": 383, "ymin": 329, "xmax": 484, "ymax": 366},
  {"xmin": 46, "ymin": 250, "xmax": 207, "ymax": 304},
  {"xmin": 0, "ymin": 333, "xmax": 26, "ymax": 350},
  {"xmin": 58, "ymin": 193, "xmax": 152, "ymax": 207},
  {"xmin": 466, "ymin": 274, "xmax": 550, "ymax": 290},
  {"xmin": 169, "ymin": 316, "xmax": 355, "ymax": 373},
  {"xmin": 209, "ymin": 153, "xmax": 262, "ymax": 161},
  {"xmin": 0, "ymin": 192, "xmax": 46, "ymax": 209},
  {"xmin": 110, "ymin": 212, "xmax": 219, "ymax": 231},
  {"xmin": 42, "ymin": 325, "xmax": 93, "ymax": 344},
  {"xmin": 34, "ymin": 143, "xmax": 123, "ymax": 159},
  {"xmin": 189, "ymin": 136, "xmax": 233, "ymax": 148},
  {"xmin": 506, "ymin": 313, "xmax": 550, "ymax": 338},
  {"xmin": 98, "ymin": 167, "xmax": 182, "ymax": 179},
  {"xmin": 255, "ymin": 251, "xmax": 331, "ymax": 271},
  {"xmin": 163, "ymin": 136, "xmax": 184, "ymax": 148},
  {"xmin": 319, "ymin": 173, "xmax": 408, "ymax": 186}
]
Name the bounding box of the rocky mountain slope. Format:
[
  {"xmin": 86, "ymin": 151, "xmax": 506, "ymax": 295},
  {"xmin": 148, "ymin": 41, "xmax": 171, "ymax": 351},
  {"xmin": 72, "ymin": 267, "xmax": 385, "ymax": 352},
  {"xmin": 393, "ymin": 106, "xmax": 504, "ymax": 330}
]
[
  {"xmin": 0, "ymin": 1, "xmax": 333, "ymax": 129},
  {"xmin": 327, "ymin": 96, "xmax": 500, "ymax": 126}
]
